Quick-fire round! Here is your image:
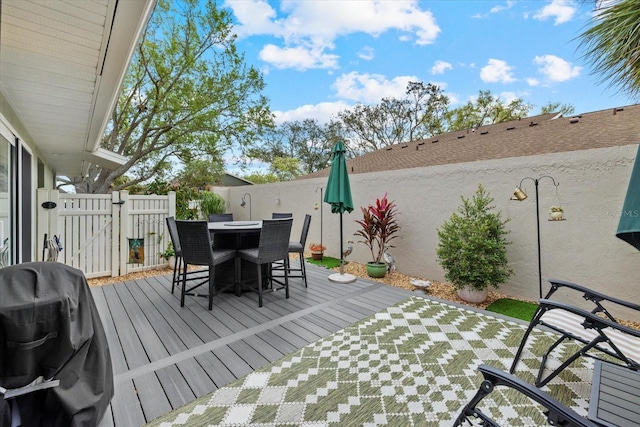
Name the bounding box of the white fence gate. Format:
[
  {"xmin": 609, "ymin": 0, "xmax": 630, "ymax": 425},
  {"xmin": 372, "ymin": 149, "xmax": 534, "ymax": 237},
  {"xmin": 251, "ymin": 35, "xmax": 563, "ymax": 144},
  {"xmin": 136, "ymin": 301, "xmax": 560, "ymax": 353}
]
[{"xmin": 37, "ymin": 190, "xmax": 176, "ymax": 278}]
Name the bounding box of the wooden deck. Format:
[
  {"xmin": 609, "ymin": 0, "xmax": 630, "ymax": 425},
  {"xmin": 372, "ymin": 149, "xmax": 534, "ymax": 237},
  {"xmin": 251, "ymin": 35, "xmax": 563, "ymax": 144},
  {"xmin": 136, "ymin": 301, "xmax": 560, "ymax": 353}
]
[{"xmin": 93, "ymin": 263, "xmax": 414, "ymax": 426}]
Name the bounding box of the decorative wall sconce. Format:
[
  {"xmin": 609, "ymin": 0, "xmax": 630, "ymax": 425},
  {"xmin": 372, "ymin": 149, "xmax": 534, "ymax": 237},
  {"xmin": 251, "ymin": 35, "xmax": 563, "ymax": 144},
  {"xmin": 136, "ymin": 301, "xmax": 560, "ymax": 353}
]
[{"xmin": 241, "ymin": 193, "xmax": 252, "ymax": 220}]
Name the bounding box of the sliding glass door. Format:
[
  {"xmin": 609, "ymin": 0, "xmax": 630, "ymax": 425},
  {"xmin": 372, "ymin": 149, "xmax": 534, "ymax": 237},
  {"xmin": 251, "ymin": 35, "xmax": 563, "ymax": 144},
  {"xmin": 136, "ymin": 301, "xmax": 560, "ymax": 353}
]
[{"xmin": 0, "ymin": 134, "xmax": 12, "ymax": 267}]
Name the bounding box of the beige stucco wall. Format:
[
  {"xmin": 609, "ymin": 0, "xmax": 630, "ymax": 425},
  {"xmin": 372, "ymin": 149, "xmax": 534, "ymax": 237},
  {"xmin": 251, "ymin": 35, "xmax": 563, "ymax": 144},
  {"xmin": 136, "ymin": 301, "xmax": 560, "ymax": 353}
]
[{"xmin": 223, "ymin": 144, "xmax": 639, "ymax": 317}]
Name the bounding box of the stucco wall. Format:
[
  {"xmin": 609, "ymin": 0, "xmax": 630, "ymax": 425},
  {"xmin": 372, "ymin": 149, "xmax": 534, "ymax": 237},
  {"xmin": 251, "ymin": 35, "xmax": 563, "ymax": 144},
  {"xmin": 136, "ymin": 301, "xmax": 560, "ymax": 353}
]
[{"xmin": 222, "ymin": 144, "xmax": 639, "ymax": 317}]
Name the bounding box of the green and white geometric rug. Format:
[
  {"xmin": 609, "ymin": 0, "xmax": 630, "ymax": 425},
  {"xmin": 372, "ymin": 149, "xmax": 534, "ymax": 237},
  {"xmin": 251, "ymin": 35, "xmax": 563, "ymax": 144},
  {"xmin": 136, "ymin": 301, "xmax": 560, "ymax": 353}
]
[{"xmin": 146, "ymin": 296, "xmax": 593, "ymax": 426}]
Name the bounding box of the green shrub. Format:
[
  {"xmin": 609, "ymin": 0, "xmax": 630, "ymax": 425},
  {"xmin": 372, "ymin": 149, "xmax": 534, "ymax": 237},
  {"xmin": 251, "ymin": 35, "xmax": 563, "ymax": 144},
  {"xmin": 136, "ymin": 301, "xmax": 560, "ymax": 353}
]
[
  {"xmin": 436, "ymin": 184, "xmax": 512, "ymax": 291},
  {"xmin": 199, "ymin": 191, "xmax": 225, "ymax": 218}
]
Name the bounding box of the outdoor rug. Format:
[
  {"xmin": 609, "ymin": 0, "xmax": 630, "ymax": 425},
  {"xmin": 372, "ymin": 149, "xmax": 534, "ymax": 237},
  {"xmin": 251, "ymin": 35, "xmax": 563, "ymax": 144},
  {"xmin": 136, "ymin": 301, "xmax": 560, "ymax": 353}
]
[{"xmin": 145, "ymin": 296, "xmax": 594, "ymax": 426}]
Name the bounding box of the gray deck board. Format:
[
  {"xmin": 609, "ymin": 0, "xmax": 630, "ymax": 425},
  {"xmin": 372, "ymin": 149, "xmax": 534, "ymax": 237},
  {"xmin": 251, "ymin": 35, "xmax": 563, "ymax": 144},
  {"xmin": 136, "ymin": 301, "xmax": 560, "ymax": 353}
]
[
  {"xmin": 94, "ymin": 263, "xmax": 414, "ymax": 426},
  {"xmin": 242, "ymin": 335, "xmax": 287, "ymax": 362},
  {"xmin": 133, "ymin": 373, "xmax": 172, "ymax": 422},
  {"xmin": 110, "ymin": 381, "xmax": 145, "ymax": 427},
  {"xmin": 155, "ymin": 365, "xmax": 195, "ymax": 408},
  {"xmin": 228, "ymin": 339, "xmax": 271, "ymax": 370},
  {"xmin": 102, "ymin": 285, "xmax": 151, "ymax": 369}
]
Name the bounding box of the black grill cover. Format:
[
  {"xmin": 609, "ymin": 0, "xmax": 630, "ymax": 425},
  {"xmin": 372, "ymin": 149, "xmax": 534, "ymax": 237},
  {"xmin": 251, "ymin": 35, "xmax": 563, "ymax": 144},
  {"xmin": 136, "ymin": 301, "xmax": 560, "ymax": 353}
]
[{"xmin": 0, "ymin": 262, "xmax": 113, "ymax": 426}]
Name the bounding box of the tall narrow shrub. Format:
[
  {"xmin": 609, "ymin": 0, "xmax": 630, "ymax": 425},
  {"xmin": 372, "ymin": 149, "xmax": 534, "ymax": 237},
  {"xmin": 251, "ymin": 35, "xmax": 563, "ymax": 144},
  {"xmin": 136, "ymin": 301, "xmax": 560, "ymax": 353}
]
[{"xmin": 436, "ymin": 184, "xmax": 512, "ymax": 291}]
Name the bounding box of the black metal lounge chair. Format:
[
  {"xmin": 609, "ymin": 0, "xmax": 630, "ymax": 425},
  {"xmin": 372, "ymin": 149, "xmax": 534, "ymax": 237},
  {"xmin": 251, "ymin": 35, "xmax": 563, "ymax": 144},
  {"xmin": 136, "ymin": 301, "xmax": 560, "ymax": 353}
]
[
  {"xmin": 510, "ymin": 279, "xmax": 640, "ymax": 388},
  {"xmin": 454, "ymin": 364, "xmax": 602, "ymax": 426}
]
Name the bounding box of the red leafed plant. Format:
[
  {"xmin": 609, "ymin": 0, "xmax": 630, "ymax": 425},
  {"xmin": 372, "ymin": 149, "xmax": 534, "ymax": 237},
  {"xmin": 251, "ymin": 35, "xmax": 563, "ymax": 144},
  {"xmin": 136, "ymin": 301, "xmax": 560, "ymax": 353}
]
[
  {"xmin": 308, "ymin": 242, "xmax": 326, "ymax": 253},
  {"xmin": 354, "ymin": 193, "xmax": 401, "ymax": 264}
]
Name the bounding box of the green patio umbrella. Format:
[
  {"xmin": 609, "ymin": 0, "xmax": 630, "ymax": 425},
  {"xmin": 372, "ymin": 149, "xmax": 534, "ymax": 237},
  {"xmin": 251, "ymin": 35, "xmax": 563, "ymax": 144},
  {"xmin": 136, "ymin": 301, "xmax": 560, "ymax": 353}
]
[
  {"xmin": 616, "ymin": 145, "xmax": 640, "ymax": 250},
  {"xmin": 324, "ymin": 141, "xmax": 356, "ymax": 283}
]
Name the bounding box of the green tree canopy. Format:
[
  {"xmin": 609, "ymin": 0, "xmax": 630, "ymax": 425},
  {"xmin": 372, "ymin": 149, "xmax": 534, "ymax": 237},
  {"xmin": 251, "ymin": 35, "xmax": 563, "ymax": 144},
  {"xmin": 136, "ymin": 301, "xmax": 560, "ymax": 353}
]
[
  {"xmin": 338, "ymin": 82, "xmax": 449, "ymax": 152},
  {"xmin": 444, "ymin": 90, "xmax": 532, "ymax": 131},
  {"xmin": 64, "ymin": 0, "xmax": 273, "ymax": 193},
  {"xmin": 539, "ymin": 102, "xmax": 575, "ymax": 116},
  {"xmin": 176, "ymin": 158, "xmax": 225, "ymax": 189},
  {"xmin": 247, "ymin": 119, "xmax": 335, "ymax": 174}
]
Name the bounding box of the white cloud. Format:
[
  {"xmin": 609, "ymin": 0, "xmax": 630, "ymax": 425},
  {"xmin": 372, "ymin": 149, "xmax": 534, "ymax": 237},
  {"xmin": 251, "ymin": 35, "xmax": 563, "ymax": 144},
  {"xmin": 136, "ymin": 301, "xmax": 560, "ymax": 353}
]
[
  {"xmin": 480, "ymin": 59, "xmax": 516, "ymax": 83},
  {"xmin": 473, "ymin": 1, "xmax": 514, "ymax": 19},
  {"xmin": 499, "ymin": 91, "xmax": 519, "ymax": 103},
  {"xmin": 223, "ymin": 0, "xmax": 280, "ymax": 37},
  {"xmin": 225, "ymin": 0, "xmax": 441, "ymax": 70},
  {"xmin": 332, "ymin": 72, "xmax": 418, "ymax": 103},
  {"xmin": 259, "ymin": 44, "xmax": 339, "ymax": 70},
  {"xmin": 527, "ymin": 77, "xmax": 540, "ymax": 86},
  {"xmin": 533, "ymin": 54, "xmax": 582, "ymax": 82},
  {"xmin": 490, "ymin": 1, "xmax": 515, "ymax": 14},
  {"xmin": 358, "ymin": 46, "xmax": 375, "ymax": 61},
  {"xmin": 431, "ymin": 60, "xmax": 453, "ymax": 75},
  {"xmin": 533, "ymin": 0, "xmax": 577, "ymax": 25},
  {"xmin": 274, "ymin": 101, "xmax": 352, "ymax": 124}
]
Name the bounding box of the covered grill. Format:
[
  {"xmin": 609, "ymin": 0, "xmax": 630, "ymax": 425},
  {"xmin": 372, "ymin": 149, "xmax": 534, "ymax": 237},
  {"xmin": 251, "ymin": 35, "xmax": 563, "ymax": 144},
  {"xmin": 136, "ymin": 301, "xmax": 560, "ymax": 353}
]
[{"xmin": 0, "ymin": 262, "xmax": 113, "ymax": 426}]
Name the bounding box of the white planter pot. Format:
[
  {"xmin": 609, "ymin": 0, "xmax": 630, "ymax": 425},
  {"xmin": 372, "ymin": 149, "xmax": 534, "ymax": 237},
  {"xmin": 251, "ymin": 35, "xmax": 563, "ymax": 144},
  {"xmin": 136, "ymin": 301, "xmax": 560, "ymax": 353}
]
[
  {"xmin": 550, "ymin": 211, "xmax": 564, "ymax": 220},
  {"xmin": 167, "ymin": 256, "xmax": 176, "ymax": 270},
  {"xmin": 456, "ymin": 286, "xmax": 488, "ymax": 304}
]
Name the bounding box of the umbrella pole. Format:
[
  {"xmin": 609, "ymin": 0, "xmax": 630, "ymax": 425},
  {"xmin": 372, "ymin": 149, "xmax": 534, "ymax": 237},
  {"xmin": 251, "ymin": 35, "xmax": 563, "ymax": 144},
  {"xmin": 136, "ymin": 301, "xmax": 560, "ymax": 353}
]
[
  {"xmin": 328, "ymin": 210, "xmax": 356, "ymax": 283},
  {"xmin": 339, "ymin": 211, "xmax": 344, "ymax": 275}
]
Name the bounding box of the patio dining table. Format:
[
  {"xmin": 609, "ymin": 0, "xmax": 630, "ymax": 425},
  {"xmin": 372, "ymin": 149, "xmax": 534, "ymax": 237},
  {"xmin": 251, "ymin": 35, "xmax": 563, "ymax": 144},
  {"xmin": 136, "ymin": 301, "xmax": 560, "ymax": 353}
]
[{"xmin": 208, "ymin": 220, "xmax": 264, "ymax": 292}]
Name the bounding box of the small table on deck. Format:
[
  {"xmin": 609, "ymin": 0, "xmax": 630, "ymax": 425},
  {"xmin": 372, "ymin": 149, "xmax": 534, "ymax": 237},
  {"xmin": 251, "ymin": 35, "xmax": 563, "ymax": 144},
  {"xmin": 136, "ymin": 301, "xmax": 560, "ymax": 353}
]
[{"xmin": 589, "ymin": 361, "xmax": 640, "ymax": 427}]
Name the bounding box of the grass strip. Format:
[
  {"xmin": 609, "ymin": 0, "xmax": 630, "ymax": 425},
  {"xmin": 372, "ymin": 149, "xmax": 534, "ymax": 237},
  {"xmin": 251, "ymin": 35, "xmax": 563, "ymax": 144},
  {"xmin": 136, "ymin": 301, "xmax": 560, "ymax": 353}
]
[
  {"xmin": 306, "ymin": 256, "xmax": 341, "ymax": 269},
  {"xmin": 486, "ymin": 298, "xmax": 538, "ymax": 322}
]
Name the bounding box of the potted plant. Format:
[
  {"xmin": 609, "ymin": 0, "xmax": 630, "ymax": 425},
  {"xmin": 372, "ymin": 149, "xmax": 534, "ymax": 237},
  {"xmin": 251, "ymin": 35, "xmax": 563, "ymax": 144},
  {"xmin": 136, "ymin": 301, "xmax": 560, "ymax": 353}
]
[
  {"xmin": 436, "ymin": 184, "xmax": 512, "ymax": 303},
  {"xmin": 309, "ymin": 243, "xmax": 326, "ymax": 261},
  {"xmin": 159, "ymin": 242, "xmax": 176, "ymax": 269},
  {"xmin": 549, "ymin": 206, "xmax": 564, "ymax": 220},
  {"xmin": 354, "ymin": 193, "xmax": 401, "ymax": 278}
]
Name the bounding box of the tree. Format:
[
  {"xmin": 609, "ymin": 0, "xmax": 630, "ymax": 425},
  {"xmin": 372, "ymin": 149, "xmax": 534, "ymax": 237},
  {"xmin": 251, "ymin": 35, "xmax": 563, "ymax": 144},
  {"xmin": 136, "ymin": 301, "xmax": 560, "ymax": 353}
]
[
  {"xmin": 578, "ymin": 0, "xmax": 640, "ymax": 98},
  {"xmin": 339, "ymin": 82, "xmax": 449, "ymax": 153},
  {"xmin": 444, "ymin": 90, "xmax": 532, "ymax": 131},
  {"xmin": 175, "ymin": 158, "xmax": 225, "ymax": 189},
  {"xmin": 539, "ymin": 102, "xmax": 575, "ymax": 116},
  {"xmin": 241, "ymin": 171, "xmax": 279, "ymax": 184},
  {"xmin": 62, "ymin": 0, "xmax": 273, "ymax": 193},
  {"xmin": 269, "ymin": 157, "xmax": 303, "ymax": 181},
  {"xmin": 405, "ymin": 81, "xmax": 450, "ymax": 139},
  {"xmin": 248, "ymin": 119, "xmax": 337, "ymax": 175}
]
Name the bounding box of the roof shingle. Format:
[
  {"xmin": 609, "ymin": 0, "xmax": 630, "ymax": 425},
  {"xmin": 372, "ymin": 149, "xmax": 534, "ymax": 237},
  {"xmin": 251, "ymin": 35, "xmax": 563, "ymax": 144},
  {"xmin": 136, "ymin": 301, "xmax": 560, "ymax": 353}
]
[{"xmin": 301, "ymin": 105, "xmax": 640, "ymax": 179}]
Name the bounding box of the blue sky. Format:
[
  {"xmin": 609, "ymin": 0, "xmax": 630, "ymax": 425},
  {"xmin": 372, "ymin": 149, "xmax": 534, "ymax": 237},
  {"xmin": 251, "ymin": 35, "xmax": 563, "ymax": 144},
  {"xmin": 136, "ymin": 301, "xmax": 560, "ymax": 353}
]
[{"xmin": 222, "ymin": 0, "xmax": 635, "ymax": 127}]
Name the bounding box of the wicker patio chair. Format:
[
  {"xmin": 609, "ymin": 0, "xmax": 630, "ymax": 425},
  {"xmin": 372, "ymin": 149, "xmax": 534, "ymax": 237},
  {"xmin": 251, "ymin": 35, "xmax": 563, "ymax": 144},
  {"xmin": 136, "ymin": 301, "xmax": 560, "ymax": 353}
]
[
  {"xmin": 237, "ymin": 218, "xmax": 293, "ymax": 307},
  {"xmin": 208, "ymin": 213, "xmax": 233, "ymax": 222},
  {"xmin": 454, "ymin": 364, "xmax": 601, "ymax": 426},
  {"xmin": 510, "ymin": 278, "xmax": 640, "ymax": 387},
  {"xmin": 175, "ymin": 220, "xmax": 237, "ymax": 310},
  {"xmin": 165, "ymin": 217, "xmax": 208, "ymax": 295},
  {"xmin": 272, "ymin": 214, "xmax": 311, "ymax": 288},
  {"xmin": 271, "ymin": 213, "xmax": 293, "ymax": 218}
]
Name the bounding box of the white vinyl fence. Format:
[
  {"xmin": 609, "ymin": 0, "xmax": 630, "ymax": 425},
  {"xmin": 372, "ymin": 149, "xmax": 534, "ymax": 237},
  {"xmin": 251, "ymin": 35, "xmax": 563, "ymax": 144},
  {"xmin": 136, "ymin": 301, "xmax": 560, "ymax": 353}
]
[{"xmin": 37, "ymin": 190, "xmax": 176, "ymax": 278}]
